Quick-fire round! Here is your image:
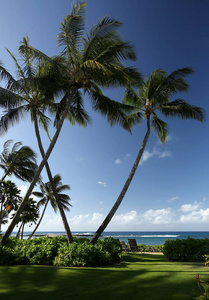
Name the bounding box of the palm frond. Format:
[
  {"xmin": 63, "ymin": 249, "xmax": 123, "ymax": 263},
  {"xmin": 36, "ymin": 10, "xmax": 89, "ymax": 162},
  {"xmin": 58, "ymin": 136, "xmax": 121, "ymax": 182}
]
[
  {"xmin": 123, "ymin": 85, "xmax": 144, "ymax": 108},
  {"xmin": 0, "ymin": 106, "xmax": 27, "ymax": 135},
  {"xmin": 53, "ymin": 91, "xmax": 90, "ymax": 128},
  {"xmin": 0, "ymin": 88, "xmax": 26, "ymax": 109},
  {"xmin": 88, "ymin": 89, "xmax": 133, "ymax": 132},
  {"xmin": 151, "ymin": 113, "xmax": 169, "ymax": 143},
  {"xmin": 57, "ymin": 1, "xmax": 86, "ymax": 59},
  {"xmin": 160, "ymin": 99, "xmax": 205, "ymax": 122}
]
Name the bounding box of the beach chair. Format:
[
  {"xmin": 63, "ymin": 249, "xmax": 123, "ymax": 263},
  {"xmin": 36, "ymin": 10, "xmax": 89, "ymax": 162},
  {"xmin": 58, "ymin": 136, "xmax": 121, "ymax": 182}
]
[
  {"xmin": 127, "ymin": 239, "xmax": 140, "ymax": 253},
  {"xmin": 120, "ymin": 240, "xmax": 130, "ymax": 252}
]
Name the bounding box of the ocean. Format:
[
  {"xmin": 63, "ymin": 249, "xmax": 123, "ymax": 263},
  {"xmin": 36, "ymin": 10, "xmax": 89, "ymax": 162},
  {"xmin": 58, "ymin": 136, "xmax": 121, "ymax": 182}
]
[{"xmin": 10, "ymin": 231, "xmax": 209, "ymax": 245}]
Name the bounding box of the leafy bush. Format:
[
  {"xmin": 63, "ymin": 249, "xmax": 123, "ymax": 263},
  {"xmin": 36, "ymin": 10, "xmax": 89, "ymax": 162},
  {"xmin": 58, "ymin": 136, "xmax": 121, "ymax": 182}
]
[
  {"xmin": 163, "ymin": 237, "xmax": 209, "ymax": 261},
  {"xmin": 0, "ymin": 236, "xmax": 122, "ymax": 267},
  {"xmin": 54, "ymin": 237, "xmax": 122, "ymax": 267},
  {"xmin": 138, "ymin": 244, "xmax": 164, "ymax": 252}
]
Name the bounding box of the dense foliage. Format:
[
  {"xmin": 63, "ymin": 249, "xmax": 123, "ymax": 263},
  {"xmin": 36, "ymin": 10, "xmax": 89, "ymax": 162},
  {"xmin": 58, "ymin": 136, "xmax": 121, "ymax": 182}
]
[
  {"xmin": 138, "ymin": 244, "xmax": 164, "ymax": 253},
  {"xmin": 0, "ymin": 236, "xmax": 122, "ymax": 267},
  {"xmin": 163, "ymin": 237, "xmax": 209, "ymax": 261}
]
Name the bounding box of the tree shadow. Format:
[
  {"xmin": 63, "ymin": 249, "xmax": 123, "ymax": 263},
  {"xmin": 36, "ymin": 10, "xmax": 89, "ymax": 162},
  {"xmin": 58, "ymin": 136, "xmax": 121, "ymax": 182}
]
[{"xmin": 1, "ymin": 254, "xmax": 209, "ymax": 300}]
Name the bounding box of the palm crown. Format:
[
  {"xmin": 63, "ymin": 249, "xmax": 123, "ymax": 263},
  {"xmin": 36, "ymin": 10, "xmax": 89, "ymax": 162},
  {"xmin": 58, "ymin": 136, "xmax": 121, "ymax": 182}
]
[
  {"xmin": 18, "ymin": 1, "xmax": 142, "ymax": 130},
  {"xmin": 123, "ymin": 68, "xmax": 204, "ymax": 142},
  {"xmin": 33, "ymin": 174, "xmax": 71, "ymax": 213},
  {"xmin": 0, "ymin": 140, "xmax": 38, "ymax": 182}
]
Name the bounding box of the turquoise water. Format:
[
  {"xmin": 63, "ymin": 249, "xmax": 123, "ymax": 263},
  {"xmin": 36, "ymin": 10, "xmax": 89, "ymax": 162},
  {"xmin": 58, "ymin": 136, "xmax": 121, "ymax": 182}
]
[{"xmin": 10, "ymin": 231, "xmax": 209, "ymax": 245}]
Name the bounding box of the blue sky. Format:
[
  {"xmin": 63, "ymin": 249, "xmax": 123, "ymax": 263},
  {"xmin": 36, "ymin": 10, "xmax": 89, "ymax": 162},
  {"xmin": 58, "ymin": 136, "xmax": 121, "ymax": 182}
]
[{"xmin": 1, "ymin": 0, "xmax": 209, "ymax": 232}]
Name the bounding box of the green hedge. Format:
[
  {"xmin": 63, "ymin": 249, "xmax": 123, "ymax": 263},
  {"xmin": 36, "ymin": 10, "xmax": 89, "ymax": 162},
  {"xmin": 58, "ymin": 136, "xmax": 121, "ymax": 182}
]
[
  {"xmin": 0, "ymin": 236, "xmax": 122, "ymax": 267},
  {"xmin": 138, "ymin": 244, "xmax": 164, "ymax": 252},
  {"xmin": 163, "ymin": 237, "xmax": 209, "ymax": 261}
]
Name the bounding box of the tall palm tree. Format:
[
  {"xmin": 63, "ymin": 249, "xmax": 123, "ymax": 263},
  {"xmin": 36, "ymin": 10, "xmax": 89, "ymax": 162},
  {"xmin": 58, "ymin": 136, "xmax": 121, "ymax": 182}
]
[
  {"xmin": 0, "ymin": 37, "xmax": 89, "ymax": 243},
  {"xmin": 90, "ymin": 67, "xmax": 205, "ymax": 244},
  {"xmin": 28, "ymin": 174, "xmax": 71, "ymax": 239},
  {"xmin": 1, "ymin": 2, "xmax": 141, "ymax": 245},
  {"xmin": 0, "ymin": 140, "xmax": 37, "ymax": 183}
]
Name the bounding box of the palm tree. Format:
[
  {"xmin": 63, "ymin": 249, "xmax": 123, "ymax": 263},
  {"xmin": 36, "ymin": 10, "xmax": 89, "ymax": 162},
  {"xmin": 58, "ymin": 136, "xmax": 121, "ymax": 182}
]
[
  {"xmin": 14, "ymin": 197, "xmax": 39, "ymax": 239},
  {"xmin": 0, "ymin": 180, "xmax": 21, "ymax": 231},
  {"xmin": 0, "ymin": 140, "xmax": 37, "ymax": 183},
  {"xmin": 28, "ymin": 174, "xmax": 71, "ymax": 239},
  {"xmin": 1, "ymin": 1, "xmax": 141, "ymax": 245},
  {"xmin": 0, "ymin": 37, "xmax": 89, "ymax": 243},
  {"xmin": 90, "ymin": 67, "xmax": 205, "ymax": 244}
]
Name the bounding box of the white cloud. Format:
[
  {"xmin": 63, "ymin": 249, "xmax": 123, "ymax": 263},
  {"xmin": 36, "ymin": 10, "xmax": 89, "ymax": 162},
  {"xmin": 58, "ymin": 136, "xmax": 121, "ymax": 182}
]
[
  {"xmin": 97, "ymin": 181, "xmax": 107, "ymax": 187},
  {"xmin": 139, "ymin": 148, "xmax": 172, "ymax": 165},
  {"xmin": 124, "ymin": 154, "xmax": 131, "ymax": 159},
  {"xmin": 180, "ymin": 201, "xmax": 200, "ymax": 212},
  {"xmin": 179, "ymin": 208, "xmax": 209, "ymax": 224},
  {"xmin": 168, "ymin": 196, "xmax": 179, "ymax": 203},
  {"xmin": 115, "ymin": 159, "xmax": 122, "ymax": 165},
  {"xmin": 158, "ymin": 150, "xmax": 172, "ymax": 158},
  {"xmin": 113, "ymin": 210, "xmax": 138, "ymax": 224},
  {"xmin": 142, "ymin": 208, "xmax": 174, "ymax": 224},
  {"xmin": 18, "ymin": 185, "xmax": 28, "ymax": 197}
]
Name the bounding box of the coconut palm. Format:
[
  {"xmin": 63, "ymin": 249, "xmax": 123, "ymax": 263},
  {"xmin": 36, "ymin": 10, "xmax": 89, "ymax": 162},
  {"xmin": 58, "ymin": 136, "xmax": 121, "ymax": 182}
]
[
  {"xmin": 90, "ymin": 67, "xmax": 205, "ymax": 244},
  {"xmin": 0, "ymin": 140, "xmax": 37, "ymax": 183},
  {"xmin": 0, "ymin": 180, "xmax": 21, "ymax": 231},
  {"xmin": 28, "ymin": 174, "xmax": 71, "ymax": 239},
  {"xmin": 14, "ymin": 197, "xmax": 39, "ymax": 239},
  {"xmin": 1, "ymin": 2, "xmax": 141, "ymax": 245},
  {"xmin": 0, "ymin": 36, "xmax": 89, "ymax": 243}
]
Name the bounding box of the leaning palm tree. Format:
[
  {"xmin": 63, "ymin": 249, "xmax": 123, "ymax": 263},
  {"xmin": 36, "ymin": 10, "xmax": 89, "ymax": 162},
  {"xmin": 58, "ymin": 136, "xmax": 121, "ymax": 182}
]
[
  {"xmin": 0, "ymin": 36, "xmax": 89, "ymax": 243},
  {"xmin": 0, "ymin": 140, "xmax": 37, "ymax": 183},
  {"xmin": 90, "ymin": 67, "xmax": 205, "ymax": 244},
  {"xmin": 28, "ymin": 174, "xmax": 71, "ymax": 239},
  {"xmin": 1, "ymin": 1, "xmax": 141, "ymax": 245}
]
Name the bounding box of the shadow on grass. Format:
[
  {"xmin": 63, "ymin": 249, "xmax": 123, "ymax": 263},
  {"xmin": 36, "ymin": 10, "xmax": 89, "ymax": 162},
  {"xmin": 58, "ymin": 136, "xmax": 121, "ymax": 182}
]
[{"xmin": 0, "ymin": 254, "xmax": 209, "ymax": 300}]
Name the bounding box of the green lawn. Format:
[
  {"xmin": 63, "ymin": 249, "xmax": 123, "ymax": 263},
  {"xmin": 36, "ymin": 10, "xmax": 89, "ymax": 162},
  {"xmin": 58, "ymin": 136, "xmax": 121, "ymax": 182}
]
[{"xmin": 0, "ymin": 253, "xmax": 209, "ymax": 300}]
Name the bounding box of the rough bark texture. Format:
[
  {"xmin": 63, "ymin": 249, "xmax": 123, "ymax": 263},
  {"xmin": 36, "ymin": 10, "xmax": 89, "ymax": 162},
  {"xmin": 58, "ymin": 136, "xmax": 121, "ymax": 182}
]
[
  {"xmin": 1, "ymin": 90, "xmax": 76, "ymax": 245},
  {"xmin": 90, "ymin": 117, "xmax": 151, "ymax": 245}
]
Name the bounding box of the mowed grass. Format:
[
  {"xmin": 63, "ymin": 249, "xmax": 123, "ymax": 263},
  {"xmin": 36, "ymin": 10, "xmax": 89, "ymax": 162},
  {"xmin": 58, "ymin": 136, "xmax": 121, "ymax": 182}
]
[{"xmin": 0, "ymin": 253, "xmax": 209, "ymax": 300}]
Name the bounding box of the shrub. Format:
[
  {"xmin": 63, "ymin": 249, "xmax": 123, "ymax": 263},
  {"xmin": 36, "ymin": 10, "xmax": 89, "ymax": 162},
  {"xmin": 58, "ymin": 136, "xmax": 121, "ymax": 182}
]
[
  {"xmin": 163, "ymin": 237, "xmax": 209, "ymax": 261},
  {"xmin": 138, "ymin": 244, "xmax": 164, "ymax": 252},
  {"xmin": 54, "ymin": 237, "xmax": 122, "ymax": 267},
  {"xmin": 0, "ymin": 236, "xmax": 122, "ymax": 267}
]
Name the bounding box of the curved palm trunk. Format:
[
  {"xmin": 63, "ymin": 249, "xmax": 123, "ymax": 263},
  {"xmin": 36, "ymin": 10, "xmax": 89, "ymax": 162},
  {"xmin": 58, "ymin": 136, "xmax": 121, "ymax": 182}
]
[
  {"xmin": 21, "ymin": 223, "xmax": 24, "ymax": 240},
  {"xmin": 32, "ymin": 109, "xmax": 73, "ymax": 243},
  {"xmin": 1, "ymin": 89, "xmax": 76, "ymax": 245},
  {"xmin": 16, "ymin": 223, "xmax": 22, "ymax": 239},
  {"xmin": 0, "ymin": 171, "xmax": 9, "ymax": 183},
  {"xmin": 27, "ymin": 200, "xmax": 49, "ymax": 240},
  {"xmin": 90, "ymin": 117, "xmax": 151, "ymax": 245}
]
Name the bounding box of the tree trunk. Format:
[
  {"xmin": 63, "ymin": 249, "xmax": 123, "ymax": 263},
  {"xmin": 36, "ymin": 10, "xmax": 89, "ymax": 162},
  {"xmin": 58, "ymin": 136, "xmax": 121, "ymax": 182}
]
[
  {"xmin": 27, "ymin": 200, "xmax": 49, "ymax": 240},
  {"xmin": 16, "ymin": 223, "xmax": 22, "ymax": 239},
  {"xmin": 1, "ymin": 89, "xmax": 76, "ymax": 245},
  {"xmin": 32, "ymin": 109, "xmax": 73, "ymax": 243},
  {"xmin": 90, "ymin": 117, "xmax": 151, "ymax": 244},
  {"xmin": 0, "ymin": 171, "xmax": 9, "ymax": 184},
  {"xmin": 21, "ymin": 223, "xmax": 24, "ymax": 240}
]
